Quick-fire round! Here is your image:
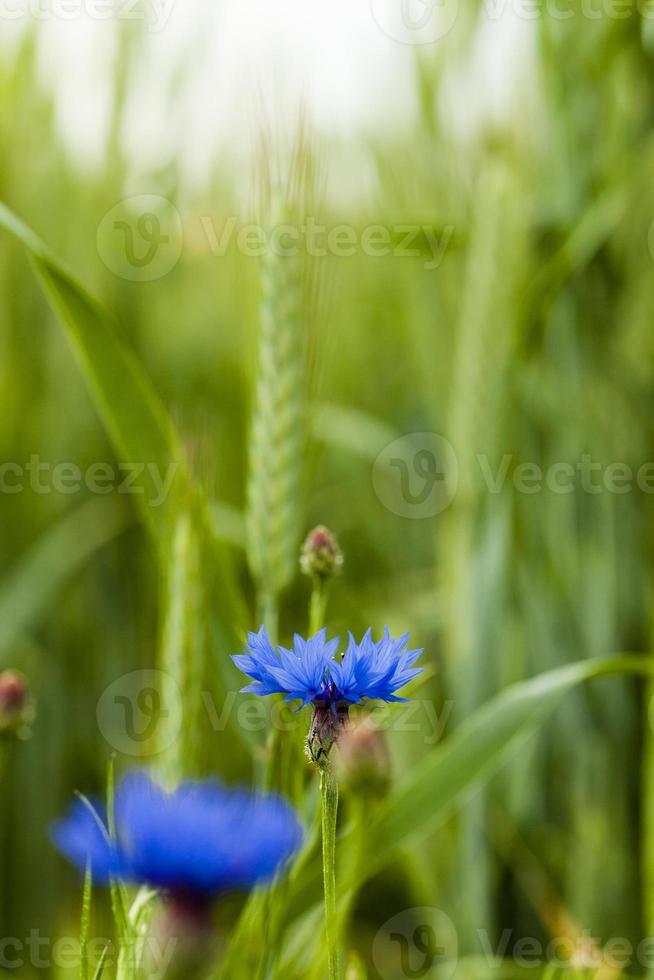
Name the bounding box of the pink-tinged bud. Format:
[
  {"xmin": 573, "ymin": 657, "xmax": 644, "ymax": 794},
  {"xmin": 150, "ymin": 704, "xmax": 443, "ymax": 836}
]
[
  {"xmin": 300, "ymin": 525, "xmax": 343, "ymax": 580},
  {"xmin": 334, "ymin": 718, "xmax": 390, "ymax": 798},
  {"xmin": 0, "ymin": 671, "xmax": 33, "ymax": 739}
]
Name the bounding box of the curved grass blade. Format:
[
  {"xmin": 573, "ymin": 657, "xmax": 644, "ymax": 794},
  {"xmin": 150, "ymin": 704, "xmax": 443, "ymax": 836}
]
[
  {"xmin": 282, "ymin": 656, "xmax": 654, "ymax": 928},
  {"xmin": 0, "ymin": 202, "xmax": 187, "ymax": 539}
]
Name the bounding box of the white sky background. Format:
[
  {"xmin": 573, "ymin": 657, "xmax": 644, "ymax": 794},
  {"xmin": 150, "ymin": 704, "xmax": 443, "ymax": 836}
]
[{"xmin": 1, "ymin": 0, "xmax": 536, "ymax": 196}]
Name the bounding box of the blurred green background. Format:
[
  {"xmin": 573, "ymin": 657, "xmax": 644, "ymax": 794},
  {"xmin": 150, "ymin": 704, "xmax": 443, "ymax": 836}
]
[{"xmin": 1, "ymin": 8, "xmax": 654, "ymax": 979}]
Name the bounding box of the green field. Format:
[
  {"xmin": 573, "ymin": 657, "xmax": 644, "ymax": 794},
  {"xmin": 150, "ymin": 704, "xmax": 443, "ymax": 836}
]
[{"xmin": 1, "ymin": 10, "xmax": 654, "ymax": 979}]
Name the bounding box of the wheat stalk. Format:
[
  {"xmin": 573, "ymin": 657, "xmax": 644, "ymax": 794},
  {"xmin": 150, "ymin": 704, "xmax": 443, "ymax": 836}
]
[{"xmin": 245, "ymin": 132, "xmax": 315, "ymax": 637}]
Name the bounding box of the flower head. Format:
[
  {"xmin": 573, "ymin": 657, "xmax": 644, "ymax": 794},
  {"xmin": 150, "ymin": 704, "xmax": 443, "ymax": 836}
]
[
  {"xmin": 233, "ymin": 626, "xmax": 422, "ymax": 710},
  {"xmin": 51, "ymin": 772, "xmax": 302, "ymax": 897}
]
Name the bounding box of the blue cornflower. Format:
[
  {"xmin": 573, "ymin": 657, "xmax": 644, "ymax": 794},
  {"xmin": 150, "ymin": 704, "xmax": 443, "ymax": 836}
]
[
  {"xmin": 232, "ymin": 626, "xmax": 423, "ymax": 765},
  {"xmin": 233, "ymin": 626, "xmax": 422, "ymax": 708},
  {"xmin": 51, "ymin": 772, "xmax": 302, "ymax": 898}
]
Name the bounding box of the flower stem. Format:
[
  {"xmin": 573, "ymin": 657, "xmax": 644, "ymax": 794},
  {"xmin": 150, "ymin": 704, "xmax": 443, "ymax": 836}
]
[
  {"xmin": 309, "ymin": 576, "xmax": 328, "ymax": 635},
  {"xmin": 258, "ymin": 590, "xmax": 279, "ymax": 644},
  {"xmin": 321, "ymin": 766, "xmax": 340, "ymax": 980}
]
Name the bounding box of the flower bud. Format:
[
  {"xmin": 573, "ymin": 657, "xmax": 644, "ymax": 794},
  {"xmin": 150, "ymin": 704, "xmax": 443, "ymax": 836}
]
[
  {"xmin": 300, "ymin": 526, "xmax": 343, "ymax": 580},
  {"xmin": 306, "ymin": 701, "xmax": 350, "ymax": 769},
  {"xmin": 0, "ymin": 671, "xmax": 33, "ymax": 739},
  {"xmin": 334, "ymin": 718, "xmax": 390, "ymax": 798}
]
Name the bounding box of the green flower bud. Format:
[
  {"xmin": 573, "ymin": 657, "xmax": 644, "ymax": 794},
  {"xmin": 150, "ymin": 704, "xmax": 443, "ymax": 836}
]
[
  {"xmin": 300, "ymin": 526, "xmax": 343, "ymax": 580},
  {"xmin": 334, "ymin": 718, "xmax": 390, "ymax": 798}
]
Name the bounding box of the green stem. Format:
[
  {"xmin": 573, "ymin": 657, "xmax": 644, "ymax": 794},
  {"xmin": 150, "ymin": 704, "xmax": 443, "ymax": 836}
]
[
  {"xmin": 259, "ymin": 591, "xmax": 279, "ymax": 643},
  {"xmin": 309, "ymin": 577, "xmax": 328, "ymax": 635},
  {"xmin": 321, "ymin": 766, "xmax": 340, "ymax": 980}
]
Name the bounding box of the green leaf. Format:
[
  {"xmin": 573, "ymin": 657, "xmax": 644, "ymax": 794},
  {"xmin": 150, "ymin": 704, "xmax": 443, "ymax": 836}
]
[
  {"xmin": 0, "ymin": 497, "xmax": 128, "ymax": 663},
  {"xmin": 283, "ymin": 656, "xmax": 653, "ymax": 927},
  {"xmin": 0, "ymin": 201, "xmax": 187, "ymax": 539}
]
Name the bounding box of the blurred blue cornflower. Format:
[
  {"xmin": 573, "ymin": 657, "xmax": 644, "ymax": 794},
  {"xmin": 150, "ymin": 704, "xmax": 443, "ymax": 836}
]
[
  {"xmin": 232, "ymin": 627, "xmax": 423, "ymax": 764},
  {"xmin": 51, "ymin": 771, "xmax": 302, "ymax": 897}
]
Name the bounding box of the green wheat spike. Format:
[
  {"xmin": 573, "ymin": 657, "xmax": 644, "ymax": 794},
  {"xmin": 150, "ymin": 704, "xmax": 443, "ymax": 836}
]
[{"xmin": 245, "ymin": 136, "xmax": 313, "ymax": 632}]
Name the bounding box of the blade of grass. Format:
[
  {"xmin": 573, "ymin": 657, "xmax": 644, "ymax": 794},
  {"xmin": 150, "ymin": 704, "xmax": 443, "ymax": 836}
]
[
  {"xmin": 0, "ymin": 201, "xmax": 187, "ymax": 539},
  {"xmin": 91, "ymin": 943, "xmax": 111, "ymax": 980},
  {"xmin": 105, "ymin": 761, "xmax": 131, "ymax": 947},
  {"xmin": 80, "ymin": 863, "xmax": 92, "ymax": 980}
]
